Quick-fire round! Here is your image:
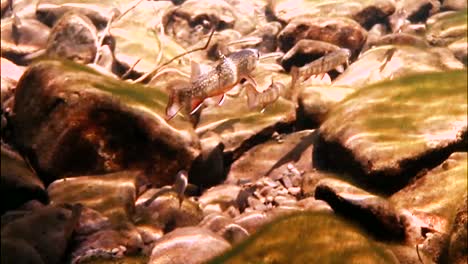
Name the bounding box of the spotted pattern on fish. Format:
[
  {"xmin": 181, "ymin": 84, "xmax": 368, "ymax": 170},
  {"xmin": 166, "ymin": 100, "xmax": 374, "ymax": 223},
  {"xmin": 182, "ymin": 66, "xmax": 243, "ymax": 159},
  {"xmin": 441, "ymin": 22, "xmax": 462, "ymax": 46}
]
[
  {"xmin": 166, "ymin": 49, "xmax": 260, "ymax": 120},
  {"xmin": 299, "ymin": 48, "xmax": 351, "ymax": 80}
]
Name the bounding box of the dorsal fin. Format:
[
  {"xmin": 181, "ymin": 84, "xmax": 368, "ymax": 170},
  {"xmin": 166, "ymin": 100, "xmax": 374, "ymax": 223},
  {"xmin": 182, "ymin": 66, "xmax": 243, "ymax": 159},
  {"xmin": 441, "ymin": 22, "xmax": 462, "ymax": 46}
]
[{"xmin": 190, "ymin": 61, "xmax": 212, "ymax": 82}]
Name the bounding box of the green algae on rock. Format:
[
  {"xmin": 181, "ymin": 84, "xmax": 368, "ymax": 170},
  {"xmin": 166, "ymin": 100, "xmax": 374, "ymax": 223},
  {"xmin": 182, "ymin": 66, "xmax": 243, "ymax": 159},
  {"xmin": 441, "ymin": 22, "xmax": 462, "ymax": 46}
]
[
  {"xmin": 47, "ymin": 171, "xmax": 139, "ymax": 227},
  {"xmin": 333, "ymin": 45, "xmax": 464, "ymax": 87},
  {"xmin": 315, "ymin": 178, "xmax": 404, "ymax": 241},
  {"xmin": 209, "ymin": 212, "xmax": 398, "ymax": 264},
  {"xmin": 12, "ymin": 59, "xmax": 200, "ymax": 186},
  {"xmin": 426, "ymin": 9, "xmax": 467, "ymax": 46},
  {"xmin": 317, "ymin": 70, "xmax": 467, "ymax": 191},
  {"xmin": 390, "ymin": 152, "xmax": 467, "ymax": 232}
]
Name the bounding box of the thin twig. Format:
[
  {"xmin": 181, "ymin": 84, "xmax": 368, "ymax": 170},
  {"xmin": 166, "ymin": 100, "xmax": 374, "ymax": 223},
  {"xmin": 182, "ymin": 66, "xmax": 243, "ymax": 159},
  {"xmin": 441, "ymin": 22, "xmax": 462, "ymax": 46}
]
[
  {"xmin": 134, "ymin": 27, "xmax": 216, "ymax": 83},
  {"xmin": 93, "ymin": 0, "xmax": 144, "ymax": 65},
  {"xmin": 121, "ymin": 58, "xmax": 142, "ymax": 79},
  {"xmin": 93, "ymin": 12, "xmax": 116, "ymax": 64},
  {"xmin": 115, "ymin": 0, "xmax": 145, "ymax": 22},
  {"xmin": 416, "ymin": 244, "xmax": 425, "ymax": 264}
]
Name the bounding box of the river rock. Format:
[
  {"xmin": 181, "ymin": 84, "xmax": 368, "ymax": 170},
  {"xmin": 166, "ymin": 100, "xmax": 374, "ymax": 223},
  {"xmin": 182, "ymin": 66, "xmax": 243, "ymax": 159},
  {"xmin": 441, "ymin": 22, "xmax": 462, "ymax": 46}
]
[
  {"xmin": 446, "ymin": 195, "xmax": 467, "ymax": 264},
  {"xmin": 281, "ymin": 39, "xmax": 341, "ymax": 72},
  {"xmin": 12, "ymin": 60, "xmax": 200, "ymax": 186},
  {"xmin": 196, "ymin": 87, "xmax": 295, "ymax": 162},
  {"xmin": 317, "ymin": 70, "xmax": 467, "ymax": 192},
  {"xmin": 443, "ymin": 0, "xmax": 467, "ymax": 10},
  {"xmin": 163, "ymin": 0, "xmax": 254, "ymax": 48},
  {"xmin": 426, "ymin": 10, "xmax": 467, "ymax": 64},
  {"xmin": 1, "ymin": 204, "xmax": 82, "ymax": 264},
  {"xmin": 297, "ymin": 85, "xmax": 354, "ymax": 127},
  {"xmin": 333, "ymin": 45, "xmax": 464, "ymax": 87},
  {"xmin": 278, "ymin": 16, "xmax": 367, "ymax": 55},
  {"xmin": 46, "ymin": 11, "xmax": 98, "ymax": 64},
  {"xmin": 211, "ymin": 212, "xmax": 399, "ymax": 263},
  {"xmin": 148, "ymin": 227, "xmax": 231, "ymax": 264},
  {"xmin": 390, "ymin": 152, "xmax": 467, "ymax": 234},
  {"xmin": 110, "ymin": 0, "xmax": 188, "ymax": 75},
  {"xmin": 36, "ymin": 0, "xmax": 128, "ymax": 26},
  {"xmin": 1, "ymin": 143, "xmax": 46, "ymax": 213},
  {"xmin": 0, "ymin": 16, "xmax": 50, "ymax": 62},
  {"xmin": 135, "ymin": 188, "xmax": 203, "ymax": 233},
  {"xmin": 48, "ymin": 170, "xmax": 139, "ymax": 226},
  {"xmin": 392, "ymin": 0, "xmax": 440, "ymax": 23},
  {"xmin": 426, "ymin": 10, "xmax": 467, "ymax": 46},
  {"xmin": 315, "ymin": 178, "xmax": 405, "ymax": 240},
  {"xmin": 227, "ymin": 130, "xmax": 317, "ymax": 183},
  {"xmin": 268, "ymin": 0, "xmax": 395, "ymax": 29},
  {"xmin": 199, "ymin": 184, "xmax": 241, "ymax": 214}
]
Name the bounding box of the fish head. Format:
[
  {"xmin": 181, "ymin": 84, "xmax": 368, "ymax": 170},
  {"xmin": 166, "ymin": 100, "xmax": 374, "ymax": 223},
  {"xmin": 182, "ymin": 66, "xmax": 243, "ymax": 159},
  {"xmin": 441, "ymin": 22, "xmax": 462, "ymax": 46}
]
[{"xmin": 229, "ymin": 48, "xmax": 260, "ymax": 76}]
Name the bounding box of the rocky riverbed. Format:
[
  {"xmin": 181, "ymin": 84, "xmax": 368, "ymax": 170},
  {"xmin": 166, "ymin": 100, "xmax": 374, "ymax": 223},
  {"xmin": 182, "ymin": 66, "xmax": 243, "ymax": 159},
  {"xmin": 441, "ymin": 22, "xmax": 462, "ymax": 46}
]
[{"xmin": 1, "ymin": 0, "xmax": 467, "ymax": 263}]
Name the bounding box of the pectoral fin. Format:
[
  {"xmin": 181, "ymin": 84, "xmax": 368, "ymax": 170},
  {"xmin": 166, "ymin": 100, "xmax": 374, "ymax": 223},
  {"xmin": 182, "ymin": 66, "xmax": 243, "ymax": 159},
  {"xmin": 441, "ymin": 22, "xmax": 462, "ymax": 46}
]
[
  {"xmin": 189, "ymin": 99, "xmax": 204, "ymax": 115},
  {"xmin": 217, "ymin": 94, "xmax": 226, "ymax": 106},
  {"xmin": 165, "ymin": 92, "xmax": 182, "ymax": 121}
]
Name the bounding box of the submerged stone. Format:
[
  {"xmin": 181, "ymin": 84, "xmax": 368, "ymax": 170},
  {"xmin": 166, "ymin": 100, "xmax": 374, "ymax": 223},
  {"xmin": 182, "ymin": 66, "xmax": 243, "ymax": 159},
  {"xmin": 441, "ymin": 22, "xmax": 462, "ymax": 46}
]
[
  {"xmin": 46, "ymin": 11, "xmax": 98, "ymax": 64},
  {"xmin": 210, "ymin": 212, "xmax": 398, "ymax": 263},
  {"xmin": 317, "ymin": 70, "xmax": 467, "ymax": 191},
  {"xmin": 149, "ymin": 227, "xmax": 231, "ymax": 264},
  {"xmin": 333, "ymin": 45, "xmax": 464, "ymax": 87},
  {"xmin": 47, "ymin": 171, "xmax": 139, "ymax": 226},
  {"xmin": 278, "ymin": 16, "xmax": 367, "ymax": 55},
  {"xmin": 269, "ymin": 0, "xmax": 395, "ymax": 28},
  {"xmin": 12, "ymin": 60, "xmax": 200, "ymax": 186},
  {"xmin": 390, "ymin": 152, "xmax": 467, "ymax": 233},
  {"xmin": 1, "ymin": 205, "xmax": 82, "ymax": 264},
  {"xmin": 227, "ymin": 130, "xmax": 317, "ymax": 183},
  {"xmin": 1, "ymin": 143, "xmax": 46, "ymax": 213}
]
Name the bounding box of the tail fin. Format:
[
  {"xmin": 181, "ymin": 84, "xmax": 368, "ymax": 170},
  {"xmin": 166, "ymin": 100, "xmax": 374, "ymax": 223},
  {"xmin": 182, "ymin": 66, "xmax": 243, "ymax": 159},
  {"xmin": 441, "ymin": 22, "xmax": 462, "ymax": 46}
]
[{"xmin": 245, "ymin": 85, "xmax": 259, "ymax": 109}]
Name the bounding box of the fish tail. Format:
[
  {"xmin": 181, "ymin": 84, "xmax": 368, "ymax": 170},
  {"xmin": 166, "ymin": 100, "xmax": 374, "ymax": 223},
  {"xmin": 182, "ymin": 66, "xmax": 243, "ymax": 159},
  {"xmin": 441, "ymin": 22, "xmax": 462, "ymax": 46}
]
[{"xmin": 246, "ymin": 85, "xmax": 259, "ymax": 109}]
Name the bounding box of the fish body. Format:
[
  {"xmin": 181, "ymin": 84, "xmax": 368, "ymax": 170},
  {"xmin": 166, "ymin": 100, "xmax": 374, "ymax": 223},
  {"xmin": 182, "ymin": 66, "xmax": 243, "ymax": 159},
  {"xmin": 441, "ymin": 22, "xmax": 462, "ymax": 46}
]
[
  {"xmin": 291, "ymin": 48, "xmax": 351, "ymax": 89},
  {"xmin": 246, "ymin": 80, "xmax": 284, "ymax": 111},
  {"xmin": 166, "ymin": 48, "xmax": 259, "ymax": 120},
  {"xmin": 299, "ymin": 48, "xmax": 351, "ymax": 80}
]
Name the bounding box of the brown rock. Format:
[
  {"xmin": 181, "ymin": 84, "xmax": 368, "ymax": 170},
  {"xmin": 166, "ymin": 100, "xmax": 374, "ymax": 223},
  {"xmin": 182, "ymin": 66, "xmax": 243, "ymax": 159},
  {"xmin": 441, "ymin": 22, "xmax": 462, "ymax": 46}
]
[
  {"xmin": 1, "ymin": 143, "xmax": 46, "ymax": 213},
  {"xmin": 278, "ymin": 16, "xmax": 367, "ymax": 55},
  {"xmin": 446, "ymin": 195, "xmax": 468, "ymax": 264},
  {"xmin": 48, "ymin": 171, "xmax": 139, "ymax": 227},
  {"xmin": 46, "ymin": 12, "xmax": 98, "ymax": 64},
  {"xmin": 281, "ymin": 39, "xmax": 341, "ymax": 72},
  {"xmin": 227, "ymin": 130, "xmax": 316, "ymax": 184},
  {"xmin": 12, "ymin": 60, "xmax": 200, "ymax": 186},
  {"xmin": 315, "ymin": 178, "xmax": 405, "ymax": 241},
  {"xmin": 1, "ymin": 205, "xmax": 82, "ymax": 264},
  {"xmin": 148, "ymin": 227, "xmax": 231, "ymax": 264}
]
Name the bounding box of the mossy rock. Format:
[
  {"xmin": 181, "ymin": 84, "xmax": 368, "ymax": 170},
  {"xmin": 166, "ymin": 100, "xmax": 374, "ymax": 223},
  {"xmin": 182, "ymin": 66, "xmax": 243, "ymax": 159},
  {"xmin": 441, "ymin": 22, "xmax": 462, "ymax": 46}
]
[
  {"xmin": 318, "ymin": 70, "xmax": 467, "ymax": 191},
  {"xmin": 13, "ymin": 59, "xmax": 199, "ymax": 186},
  {"xmin": 210, "ymin": 211, "xmax": 398, "ymax": 264}
]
